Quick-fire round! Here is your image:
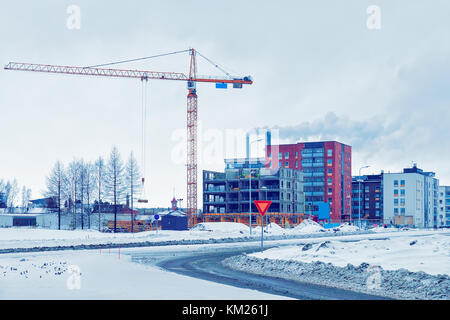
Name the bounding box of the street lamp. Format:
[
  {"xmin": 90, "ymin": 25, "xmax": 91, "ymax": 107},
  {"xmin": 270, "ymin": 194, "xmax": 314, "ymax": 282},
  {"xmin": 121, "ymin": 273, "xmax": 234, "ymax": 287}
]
[
  {"xmin": 260, "ymin": 186, "xmax": 269, "ymax": 231},
  {"xmin": 249, "ymin": 138, "xmax": 263, "ymax": 235},
  {"xmin": 358, "ymin": 165, "xmax": 370, "ymax": 229}
]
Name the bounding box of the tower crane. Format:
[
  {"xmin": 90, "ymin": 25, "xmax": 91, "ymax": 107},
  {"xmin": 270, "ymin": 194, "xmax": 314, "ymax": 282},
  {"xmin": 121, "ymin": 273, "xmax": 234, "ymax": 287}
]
[{"xmin": 4, "ymin": 48, "xmax": 253, "ymax": 227}]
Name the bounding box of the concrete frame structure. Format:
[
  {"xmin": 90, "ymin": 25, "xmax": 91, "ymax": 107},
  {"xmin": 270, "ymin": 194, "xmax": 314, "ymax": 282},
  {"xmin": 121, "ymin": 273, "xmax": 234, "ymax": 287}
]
[{"xmin": 203, "ymin": 158, "xmax": 304, "ymax": 226}]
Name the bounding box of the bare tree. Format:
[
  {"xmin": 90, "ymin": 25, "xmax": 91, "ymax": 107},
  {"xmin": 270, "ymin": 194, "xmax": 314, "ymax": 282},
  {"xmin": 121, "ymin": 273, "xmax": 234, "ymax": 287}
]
[
  {"xmin": 125, "ymin": 152, "xmax": 142, "ymax": 233},
  {"xmin": 104, "ymin": 146, "xmax": 125, "ymax": 233},
  {"xmin": 21, "ymin": 186, "xmax": 32, "ymax": 212},
  {"xmin": 84, "ymin": 161, "xmax": 96, "ymax": 229},
  {"xmin": 95, "ymin": 156, "xmax": 105, "ymax": 231},
  {"xmin": 0, "ymin": 180, "xmax": 6, "ymax": 208},
  {"xmin": 67, "ymin": 160, "xmax": 81, "ymax": 230},
  {"xmin": 4, "ymin": 179, "xmax": 19, "ymax": 212},
  {"xmin": 78, "ymin": 159, "xmax": 87, "ymax": 230},
  {"xmin": 46, "ymin": 161, "xmax": 66, "ymax": 229}
]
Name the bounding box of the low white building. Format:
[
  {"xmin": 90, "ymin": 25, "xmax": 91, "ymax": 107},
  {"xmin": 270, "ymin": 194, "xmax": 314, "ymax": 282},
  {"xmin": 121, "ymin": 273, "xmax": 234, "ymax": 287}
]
[
  {"xmin": 383, "ymin": 165, "xmax": 439, "ymax": 228},
  {"xmin": 438, "ymin": 186, "xmax": 450, "ymax": 227}
]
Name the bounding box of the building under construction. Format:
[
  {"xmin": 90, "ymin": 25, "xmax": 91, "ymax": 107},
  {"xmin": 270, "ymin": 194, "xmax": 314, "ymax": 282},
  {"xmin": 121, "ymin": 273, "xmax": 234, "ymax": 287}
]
[{"xmin": 202, "ymin": 158, "xmax": 306, "ymax": 227}]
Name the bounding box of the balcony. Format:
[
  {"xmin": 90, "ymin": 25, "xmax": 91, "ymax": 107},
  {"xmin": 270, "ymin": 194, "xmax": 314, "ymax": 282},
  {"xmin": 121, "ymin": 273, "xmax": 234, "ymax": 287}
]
[
  {"xmin": 313, "ymin": 162, "xmax": 324, "ymax": 167},
  {"xmin": 204, "ymin": 187, "xmax": 226, "ymax": 193},
  {"xmin": 312, "ymin": 172, "xmax": 324, "ymax": 177}
]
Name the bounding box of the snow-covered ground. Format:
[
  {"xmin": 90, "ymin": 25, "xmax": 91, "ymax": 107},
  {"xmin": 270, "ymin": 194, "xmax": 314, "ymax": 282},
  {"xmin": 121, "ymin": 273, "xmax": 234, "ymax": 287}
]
[
  {"xmin": 222, "ymin": 231, "xmax": 450, "ymax": 299},
  {"xmin": 0, "ymin": 248, "xmax": 286, "ymax": 299},
  {"xmin": 0, "ymin": 221, "xmax": 435, "ymax": 252},
  {"xmin": 0, "ymin": 225, "xmax": 448, "ymax": 300},
  {"xmin": 250, "ymin": 234, "xmax": 450, "ymax": 276},
  {"xmin": 0, "ymin": 221, "xmax": 333, "ymax": 250}
]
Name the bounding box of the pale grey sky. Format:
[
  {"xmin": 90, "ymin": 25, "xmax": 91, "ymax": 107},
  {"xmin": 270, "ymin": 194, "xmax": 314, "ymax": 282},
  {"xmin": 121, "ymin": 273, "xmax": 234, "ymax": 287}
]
[{"xmin": 1, "ymin": 1, "xmax": 449, "ymax": 207}]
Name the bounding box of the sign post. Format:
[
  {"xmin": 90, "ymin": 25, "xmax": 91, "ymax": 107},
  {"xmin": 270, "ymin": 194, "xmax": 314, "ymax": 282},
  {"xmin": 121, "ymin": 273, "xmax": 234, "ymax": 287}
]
[
  {"xmin": 154, "ymin": 214, "xmax": 160, "ymax": 234},
  {"xmin": 254, "ymin": 200, "xmax": 272, "ymax": 251}
]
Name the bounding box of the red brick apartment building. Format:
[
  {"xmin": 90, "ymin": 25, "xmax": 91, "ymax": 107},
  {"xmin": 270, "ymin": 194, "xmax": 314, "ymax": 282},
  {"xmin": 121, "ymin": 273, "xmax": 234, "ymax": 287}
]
[{"xmin": 265, "ymin": 139, "xmax": 352, "ymax": 222}]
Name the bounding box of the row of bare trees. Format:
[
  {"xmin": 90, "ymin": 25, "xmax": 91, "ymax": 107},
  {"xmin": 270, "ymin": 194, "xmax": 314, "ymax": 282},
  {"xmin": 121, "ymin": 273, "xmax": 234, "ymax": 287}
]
[
  {"xmin": 46, "ymin": 146, "xmax": 142, "ymax": 232},
  {"xmin": 0, "ymin": 179, "xmax": 32, "ymax": 212}
]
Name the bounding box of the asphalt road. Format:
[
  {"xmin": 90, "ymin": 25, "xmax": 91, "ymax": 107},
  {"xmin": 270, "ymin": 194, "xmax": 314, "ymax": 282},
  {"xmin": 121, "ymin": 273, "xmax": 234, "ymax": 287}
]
[{"xmin": 131, "ymin": 243, "xmax": 391, "ymax": 300}]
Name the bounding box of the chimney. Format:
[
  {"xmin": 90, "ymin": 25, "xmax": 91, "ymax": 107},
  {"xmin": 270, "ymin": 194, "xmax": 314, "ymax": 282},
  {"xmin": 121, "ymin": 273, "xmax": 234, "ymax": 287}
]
[
  {"xmin": 246, "ymin": 132, "xmax": 250, "ymax": 160},
  {"xmin": 266, "ymin": 130, "xmax": 271, "ymax": 148}
]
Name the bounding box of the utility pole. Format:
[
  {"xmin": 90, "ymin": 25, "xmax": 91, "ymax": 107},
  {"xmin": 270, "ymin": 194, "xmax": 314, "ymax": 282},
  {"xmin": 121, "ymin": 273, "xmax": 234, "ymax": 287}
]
[
  {"xmin": 248, "ymin": 138, "xmax": 263, "ymax": 235},
  {"xmin": 358, "ymin": 165, "xmax": 370, "ymax": 229}
]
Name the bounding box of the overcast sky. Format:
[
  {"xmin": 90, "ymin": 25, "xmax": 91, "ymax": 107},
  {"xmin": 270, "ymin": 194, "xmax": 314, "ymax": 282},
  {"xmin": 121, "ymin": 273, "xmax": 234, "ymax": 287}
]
[{"xmin": 1, "ymin": 1, "xmax": 449, "ymax": 207}]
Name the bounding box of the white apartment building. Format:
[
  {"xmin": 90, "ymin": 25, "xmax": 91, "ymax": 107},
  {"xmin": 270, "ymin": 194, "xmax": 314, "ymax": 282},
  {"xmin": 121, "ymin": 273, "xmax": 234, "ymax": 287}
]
[
  {"xmin": 438, "ymin": 186, "xmax": 450, "ymax": 227},
  {"xmin": 383, "ymin": 165, "xmax": 439, "ymax": 228}
]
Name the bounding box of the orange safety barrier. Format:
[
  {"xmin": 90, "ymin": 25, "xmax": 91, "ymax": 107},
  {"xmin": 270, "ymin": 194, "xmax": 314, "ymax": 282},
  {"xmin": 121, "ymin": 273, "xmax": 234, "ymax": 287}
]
[
  {"xmin": 201, "ymin": 212, "xmax": 310, "ymax": 228},
  {"xmin": 107, "ymin": 220, "xmax": 160, "ymax": 233}
]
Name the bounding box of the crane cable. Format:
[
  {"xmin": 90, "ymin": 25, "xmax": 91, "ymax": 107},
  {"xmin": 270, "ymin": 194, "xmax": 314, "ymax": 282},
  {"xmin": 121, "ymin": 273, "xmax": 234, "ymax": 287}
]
[
  {"xmin": 195, "ymin": 50, "xmax": 237, "ymax": 79},
  {"xmin": 139, "ymin": 77, "xmax": 149, "ymax": 203},
  {"xmin": 85, "ymin": 49, "xmax": 191, "ymax": 68}
]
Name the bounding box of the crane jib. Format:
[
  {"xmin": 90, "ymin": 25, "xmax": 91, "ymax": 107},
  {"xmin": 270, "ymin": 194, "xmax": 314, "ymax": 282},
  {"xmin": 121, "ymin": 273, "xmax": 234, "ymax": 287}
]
[{"xmin": 4, "ymin": 62, "xmax": 253, "ymax": 85}]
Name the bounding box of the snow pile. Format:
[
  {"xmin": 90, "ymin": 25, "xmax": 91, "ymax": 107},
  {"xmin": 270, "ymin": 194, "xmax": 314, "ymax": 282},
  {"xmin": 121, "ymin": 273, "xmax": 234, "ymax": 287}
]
[
  {"xmin": 370, "ymin": 226, "xmax": 399, "ymax": 233},
  {"xmin": 252, "ymin": 223, "xmax": 287, "ymax": 235},
  {"xmin": 334, "ymin": 223, "xmax": 360, "ymax": 233},
  {"xmin": 224, "ymin": 255, "xmax": 450, "ymax": 300},
  {"xmin": 249, "ymin": 234, "xmax": 450, "ymax": 276},
  {"xmin": 224, "ymin": 232, "xmax": 450, "ymax": 300},
  {"xmin": 190, "ymin": 222, "xmax": 249, "ymax": 234},
  {"xmin": 290, "ymin": 219, "xmax": 324, "ymax": 234}
]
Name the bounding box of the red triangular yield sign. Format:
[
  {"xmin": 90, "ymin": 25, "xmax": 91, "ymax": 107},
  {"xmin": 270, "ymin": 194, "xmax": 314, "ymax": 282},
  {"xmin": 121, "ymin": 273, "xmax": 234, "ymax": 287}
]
[{"xmin": 254, "ymin": 200, "xmax": 272, "ymax": 216}]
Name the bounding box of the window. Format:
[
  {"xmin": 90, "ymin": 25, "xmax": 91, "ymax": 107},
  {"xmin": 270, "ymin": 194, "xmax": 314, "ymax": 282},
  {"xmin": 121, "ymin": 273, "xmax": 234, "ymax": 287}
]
[
  {"xmin": 327, "ymin": 168, "xmax": 332, "ymax": 174},
  {"xmin": 328, "ymin": 188, "xmax": 332, "ymax": 194},
  {"xmin": 285, "ymin": 162, "xmax": 289, "ymax": 167},
  {"xmin": 400, "ymin": 198, "xmax": 405, "ymax": 206},
  {"xmin": 394, "ymin": 199, "xmax": 399, "ymax": 205},
  {"xmin": 327, "ymin": 178, "xmax": 332, "ymax": 185},
  {"xmin": 327, "ymin": 159, "xmax": 332, "ymax": 165},
  {"xmin": 401, "ymin": 208, "xmax": 406, "ymax": 214},
  {"xmin": 279, "ymin": 161, "xmax": 282, "ymax": 168},
  {"xmin": 295, "ymin": 161, "xmax": 298, "ymax": 168},
  {"xmin": 400, "ymin": 180, "xmax": 405, "ymax": 187},
  {"xmin": 394, "ymin": 189, "xmax": 398, "ymax": 196},
  {"xmin": 394, "ymin": 208, "xmax": 398, "ymax": 214},
  {"xmin": 285, "ymin": 152, "xmax": 289, "ymax": 159},
  {"xmin": 295, "ymin": 152, "xmax": 298, "ymax": 158},
  {"xmin": 279, "ymin": 152, "xmax": 282, "ymax": 159},
  {"xmin": 268, "ymin": 152, "xmax": 271, "ymax": 158},
  {"xmin": 327, "ymin": 149, "xmax": 332, "ymax": 157},
  {"xmin": 400, "ymin": 189, "xmax": 405, "ymax": 196},
  {"xmin": 394, "ymin": 180, "xmax": 398, "ymax": 187}
]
